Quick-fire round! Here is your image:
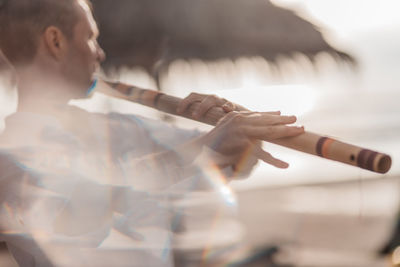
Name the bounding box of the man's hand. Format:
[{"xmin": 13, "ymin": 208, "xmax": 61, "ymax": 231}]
[
  {"xmin": 176, "ymin": 92, "xmax": 245, "ymax": 119},
  {"xmin": 199, "ymin": 111, "xmax": 304, "ymax": 173},
  {"xmin": 175, "ymin": 91, "xmax": 304, "ymax": 175}
]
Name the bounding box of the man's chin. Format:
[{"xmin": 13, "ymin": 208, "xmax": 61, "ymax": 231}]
[{"xmin": 67, "ymin": 79, "xmax": 94, "ymax": 100}]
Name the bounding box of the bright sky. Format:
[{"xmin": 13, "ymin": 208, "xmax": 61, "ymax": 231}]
[{"xmin": 271, "ymin": 0, "xmax": 400, "ymax": 36}]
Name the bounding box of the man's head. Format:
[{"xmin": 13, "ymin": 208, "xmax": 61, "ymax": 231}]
[{"xmin": 0, "ymin": 0, "xmax": 105, "ymax": 94}]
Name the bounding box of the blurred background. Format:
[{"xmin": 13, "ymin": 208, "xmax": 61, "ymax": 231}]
[{"xmin": 1, "ymin": 0, "xmax": 400, "ymax": 266}]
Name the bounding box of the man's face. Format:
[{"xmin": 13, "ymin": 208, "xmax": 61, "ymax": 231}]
[{"xmin": 62, "ymin": 0, "xmax": 105, "ymax": 96}]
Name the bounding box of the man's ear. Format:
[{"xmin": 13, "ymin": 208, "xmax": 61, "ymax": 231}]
[{"xmin": 43, "ymin": 26, "xmax": 68, "ymax": 60}]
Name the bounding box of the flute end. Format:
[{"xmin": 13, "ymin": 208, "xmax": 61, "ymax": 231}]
[{"xmin": 377, "ymin": 154, "xmax": 392, "ymax": 174}]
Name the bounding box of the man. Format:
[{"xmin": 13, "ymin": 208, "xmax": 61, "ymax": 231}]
[{"xmin": 0, "ymin": 0, "xmax": 304, "ymax": 266}]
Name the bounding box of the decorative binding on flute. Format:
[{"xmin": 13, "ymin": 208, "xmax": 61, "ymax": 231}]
[
  {"xmin": 316, "ymin": 137, "xmax": 335, "ymax": 158},
  {"xmin": 106, "ymin": 81, "xmax": 165, "ymax": 108},
  {"xmin": 357, "ymin": 149, "xmax": 379, "ymax": 172}
]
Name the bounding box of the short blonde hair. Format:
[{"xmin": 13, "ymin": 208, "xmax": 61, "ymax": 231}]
[{"xmin": 0, "ymin": 0, "xmax": 92, "ymax": 66}]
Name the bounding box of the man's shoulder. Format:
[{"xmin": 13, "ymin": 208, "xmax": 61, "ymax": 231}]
[{"xmin": 0, "ymin": 111, "xmax": 59, "ymax": 148}]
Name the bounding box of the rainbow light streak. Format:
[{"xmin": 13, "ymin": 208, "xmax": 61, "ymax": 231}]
[
  {"xmin": 218, "ymin": 185, "xmax": 236, "ymax": 208},
  {"xmin": 231, "ymin": 145, "xmax": 255, "ymax": 177},
  {"xmin": 0, "ymin": 203, "xmax": 19, "ymax": 232},
  {"xmin": 200, "ymin": 209, "xmax": 223, "ymax": 262},
  {"xmin": 196, "ymin": 163, "xmax": 238, "ymax": 263},
  {"xmin": 203, "ymin": 162, "xmax": 237, "ymax": 207}
]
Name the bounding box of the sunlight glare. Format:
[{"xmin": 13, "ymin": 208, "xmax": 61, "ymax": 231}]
[{"xmin": 272, "ymin": 0, "xmax": 400, "ymax": 35}]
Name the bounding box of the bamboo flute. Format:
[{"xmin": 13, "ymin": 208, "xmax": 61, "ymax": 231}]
[{"xmin": 93, "ymin": 79, "xmax": 392, "ymax": 174}]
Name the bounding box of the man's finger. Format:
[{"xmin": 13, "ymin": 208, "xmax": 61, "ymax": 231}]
[
  {"xmin": 254, "ymin": 146, "xmax": 289, "ymax": 168},
  {"xmin": 257, "ymin": 113, "xmax": 297, "ymax": 125},
  {"xmin": 222, "ymin": 102, "xmax": 236, "ymax": 113},
  {"xmin": 265, "ymin": 111, "xmax": 281, "ymax": 115},
  {"xmin": 192, "ymin": 95, "xmax": 227, "ymax": 119},
  {"xmin": 243, "ymin": 125, "xmax": 305, "ymax": 140},
  {"xmin": 192, "ymin": 95, "xmax": 219, "ymax": 119},
  {"xmin": 176, "ymin": 93, "xmax": 202, "ymax": 114},
  {"xmin": 226, "ymin": 114, "xmax": 298, "ymax": 128}
]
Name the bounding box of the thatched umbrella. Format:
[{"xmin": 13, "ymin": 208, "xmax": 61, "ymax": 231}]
[{"xmin": 92, "ymin": 0, "xmax": 353, "ymax": 88}]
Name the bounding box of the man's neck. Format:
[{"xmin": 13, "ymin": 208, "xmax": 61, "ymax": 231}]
[{"xmin": 16, "ymin": 65, "xmax": 83, "ymax": 115}]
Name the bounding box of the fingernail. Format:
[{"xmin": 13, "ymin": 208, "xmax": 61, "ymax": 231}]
[
  {"xmin": 222, "ymin": 104, "xmax": 232, "ymax": 112},
  {"xmin": 282, "ymin": 163, "xmax": 289, "ymax": 168}
]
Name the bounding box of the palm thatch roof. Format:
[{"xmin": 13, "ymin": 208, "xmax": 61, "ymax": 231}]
[{"xmin": 92, "ymin": 0, "xmax": 354, "ymax": 85}]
